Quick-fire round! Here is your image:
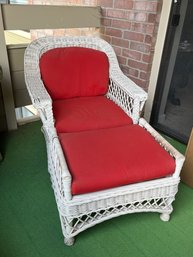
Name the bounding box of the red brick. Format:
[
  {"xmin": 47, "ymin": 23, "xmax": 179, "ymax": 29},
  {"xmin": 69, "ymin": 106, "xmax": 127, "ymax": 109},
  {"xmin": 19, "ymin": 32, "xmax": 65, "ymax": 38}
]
[
  {"xmin": 124, "ymin": 31, "xmax": 144, "ymax": 42},
  {"xmin": 106, "ymin": 28, "xmax": 122, "ymax": 37},
  {"xmin": 82, "ymin": 0, "xmax": 96, "ymax": 5},
  {"xmin": 131, "ymin": 23, "xmax": 155, "ymax": 34},
  {"xmin": 117, "ymin": 56, "xmax": 127, "ymax": 66},
  {"xmin": 128, "ymin": 59, "xmax": 149, "ymax": 71},
  {"xmin": 120, "ymin": 65, "xmax": 126, "ymax": 75},
  {"xmin": 148, "ymin": 13, "xmax": 157, "ymax": 23},
  {"xmin": 127, "ymin": 11, "xmax": 135, "ymax": 21},
  {"xmin": 128, "ymin": 68, "xmax": 139, "ymax": 77},
  {"xmin": 134, "ymin": 1, "xmax": 159, "ymax": 12},
  {"xmin": 140, "ymin": 71, "xmax": 150, "ymax": 80},
  {"xmin": 99, "ymin": 0, "xmax": 113, "ymax": 7},
  {"xmin": 112, "ymin": 19, "xmax": 131, "ymax": 29},
  {"xmin": 146, "ymin": 2, "xmax": 159, "ymax": 12},
  {"xmin": 154, "ymin": 24, "xmax": 159, "ymax": 34},
  {"xmin": 122, "ymin": 49, "xmax": 141, "ymax": 61},
  {"xmin": 113, "ymin": 46, "xmax": 122, "ymax": 56},
  {"xmin": 131, "ymin": 23, "xmax": 145, "ymax": 33},
  {"xmin": 120, "ymin": 66, "xmax": 129, "ymax": 76},
  {"xmin": 114, "ymin": 0, "xmax": 133, "ymax": 9},
  {"xmin": 157, "ymin": 2, "xmax": 162, "ymax": 15},
  {"xmin": 106, "ymin": 9, "xmax": 128, "ymax": 19},
  {"xmin": 135, "ymin": 12, "xmax": 147, "ymax": 22},
  {"xmin": 130, "ymin": 77, "xmax": 148, "ymax": 90},
  {"xmin": 112, "ymin": 37, "xmax": 129, "ymax": 48},
  {"xmin": 101, "ymin": 18, "xmax": 112, "ymax": 26},
  {"xmin": 133, "ymin": 1, "xmax": 147, "ymax": 11},
  {"xmin": 130, "ymin": 42, "xmax": 151, "ymax": 53},
  {"xmin": 131, "ymin": 22, "xmax": 155, "ymax": 35},
  {"xmin": 145, "ymin": 24, "xmax": 155, "ymax": 34},
  {"xmin": 121, "ymin": 66, "xmax": 139, "ymax": 78},
  {"xmin": 101, "ymin": 34, "xmax": 111, "ymax": 44},
  {"xmin": 156, "ymin": 13, "xmax": 161, "ymax": 23},
  {"xmin": 151, "ymin": 36, "xmax": 157, "ymax": 47},
  {"xmin": 142, "ymin": 53, "xmax": 153, "ymax": 63},
  {"xmin": 145, "ymin": 35, "xmax": 152, "ymax": 44}
]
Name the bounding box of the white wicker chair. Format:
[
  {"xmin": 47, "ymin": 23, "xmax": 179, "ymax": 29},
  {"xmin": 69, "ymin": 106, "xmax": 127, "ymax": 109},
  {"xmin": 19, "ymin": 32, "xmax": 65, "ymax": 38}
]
[{"xmin": 24, "ymin": 36, "xmax": 185, "ymax": 246}]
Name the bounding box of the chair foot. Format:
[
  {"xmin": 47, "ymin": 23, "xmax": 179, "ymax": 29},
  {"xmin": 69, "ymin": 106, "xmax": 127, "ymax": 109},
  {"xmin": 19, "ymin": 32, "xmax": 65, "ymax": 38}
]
[
  {"xmin": 64, "ymin": 237, "xmax": 75, "ymax": 246},
  {"xmin": 160, "ymin": 213, "xmax": 170, "ymax": 222}
]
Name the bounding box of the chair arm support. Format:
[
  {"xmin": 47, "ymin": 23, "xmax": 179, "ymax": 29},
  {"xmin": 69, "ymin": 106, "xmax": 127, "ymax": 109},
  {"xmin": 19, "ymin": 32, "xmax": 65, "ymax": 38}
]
[
  {"xmin": 52, "ymin": 136, "xmax": 73, "ymax": 201},
  {"xmin": 24, "ymin": 45, "xmax": 55, "ymax": 127},
  {"xmin": 42, "ymin": 125, "xmax": 73, "ymax": 201},
  {"xmin": 24, "ymin": 74, "xmax": 55, "ymax": 127},
  {"xmin": 108, "ymin": 69, "xmax": 148, "ymax": 124},
  {"xmin": 139, "ymin": 118, "xmax": 185, "ymax": 178}
]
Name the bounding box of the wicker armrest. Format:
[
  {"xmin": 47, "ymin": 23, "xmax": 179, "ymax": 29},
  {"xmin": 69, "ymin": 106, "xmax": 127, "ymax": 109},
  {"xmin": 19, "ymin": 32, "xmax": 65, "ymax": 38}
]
[
  {"xmin": 41, "ymin": 127, "xmax": 72, "ymax": 201},
  {"xmin": 139, "ymin": 118, "xmax": 185, "ymax": 178},
  {"xmin": 24, "ymin": 73, "xmax": 54, "ymax": 127},
  {"xmin": 24, "ymin": 42, "xmax": 55, "ymax": 126},
  {"xmin": 107, "ymin": 69, "xmax": 147, "ymax": 123}
]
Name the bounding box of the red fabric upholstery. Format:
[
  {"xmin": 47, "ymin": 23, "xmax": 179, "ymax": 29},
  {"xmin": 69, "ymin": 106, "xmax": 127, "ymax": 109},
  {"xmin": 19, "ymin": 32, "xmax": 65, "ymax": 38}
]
[
  {"xmin": 59, "ymin": 125, "xmax": 176, "ymax": 195},
  {"xmin": 53, "ymin": 96, "xmax": 133, "ymax": 133},
  {"xmin": 40, "ymin": 47, "xmax": 109, "ymax": 100}
]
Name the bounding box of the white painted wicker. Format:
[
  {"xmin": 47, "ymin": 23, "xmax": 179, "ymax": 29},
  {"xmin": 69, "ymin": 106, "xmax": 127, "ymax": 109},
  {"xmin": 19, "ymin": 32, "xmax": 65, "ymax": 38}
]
[{"xmin": 24, "ymin": 36, "xmax": 185, "ymax": 246}]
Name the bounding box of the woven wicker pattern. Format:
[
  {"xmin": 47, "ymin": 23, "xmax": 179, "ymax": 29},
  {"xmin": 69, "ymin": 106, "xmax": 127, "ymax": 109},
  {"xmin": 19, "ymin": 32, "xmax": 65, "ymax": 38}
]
[{"xmin": 24, "ymin": 36, "xmax": 185, "ymax": 246}]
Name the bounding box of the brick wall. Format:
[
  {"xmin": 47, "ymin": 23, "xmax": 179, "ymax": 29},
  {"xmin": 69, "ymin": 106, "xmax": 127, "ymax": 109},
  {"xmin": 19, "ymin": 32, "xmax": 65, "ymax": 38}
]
[
  {"xmin": 28, "ymin": 0, "xmax": 97, "ymax": 5},
  {"xmin": 29, "ymin": 0, "xmax": 162, "ymax": 91},
  {"xmin": 99, "ymin": 0, "xmax": 162, "ymax": 91},
  {"xmin": 29, "ymin": 0, "xmax": 99, "ymax": 39}
]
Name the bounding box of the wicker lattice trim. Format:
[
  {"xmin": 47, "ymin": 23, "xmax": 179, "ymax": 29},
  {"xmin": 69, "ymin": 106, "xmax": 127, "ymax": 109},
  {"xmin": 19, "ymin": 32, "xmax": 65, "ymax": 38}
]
[{"xmin": 60, "ymin": 193, "xmax": 176, "ymax": 238}]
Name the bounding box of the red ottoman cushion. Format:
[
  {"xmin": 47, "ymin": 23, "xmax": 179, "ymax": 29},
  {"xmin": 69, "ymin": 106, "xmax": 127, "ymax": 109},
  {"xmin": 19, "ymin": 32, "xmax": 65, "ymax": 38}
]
[
  {"xmin": 53, "ymin": 96, "xmax": 133, "ymax": 133},
  {"xmin": 59, "ymin": 125, "xmax": 176, "ymax": 195},
  {"xmin": 40, "ymin": 47, "xmax": 109, "ymax": 100}
]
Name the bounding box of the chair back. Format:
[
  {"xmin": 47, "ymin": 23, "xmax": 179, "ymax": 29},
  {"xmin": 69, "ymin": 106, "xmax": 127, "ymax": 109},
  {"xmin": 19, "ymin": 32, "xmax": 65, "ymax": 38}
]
[{"xmin": 40, "ymin": 46, "xmax": 109, "ymax": 100}]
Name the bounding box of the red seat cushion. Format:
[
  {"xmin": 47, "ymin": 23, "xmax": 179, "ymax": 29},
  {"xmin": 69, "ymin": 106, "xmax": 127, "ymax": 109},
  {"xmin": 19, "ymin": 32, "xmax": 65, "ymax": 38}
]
[
  {"xmin": 53, "ymin": 96, "xmax": 133, "ymax": 133},
  {"xmin": 40, "ymin": 47, "xmax": 109, "ymax": 100},
  {"xmin": 59, "ymin": 125, "xmax": 176, "ymax": 195}
]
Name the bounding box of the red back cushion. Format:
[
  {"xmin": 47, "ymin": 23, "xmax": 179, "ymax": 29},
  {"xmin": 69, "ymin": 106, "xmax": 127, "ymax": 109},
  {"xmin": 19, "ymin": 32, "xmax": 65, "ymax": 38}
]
[{"xmin": 39, "ymin": 47, "xmax": 109, "ymax": 100}]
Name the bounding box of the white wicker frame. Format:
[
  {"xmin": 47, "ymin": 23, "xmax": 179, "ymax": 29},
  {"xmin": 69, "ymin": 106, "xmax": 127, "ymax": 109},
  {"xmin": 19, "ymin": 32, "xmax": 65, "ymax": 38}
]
[{"xmin": 24, "ymin": 36, "xmax": 185, "ymax": 246}]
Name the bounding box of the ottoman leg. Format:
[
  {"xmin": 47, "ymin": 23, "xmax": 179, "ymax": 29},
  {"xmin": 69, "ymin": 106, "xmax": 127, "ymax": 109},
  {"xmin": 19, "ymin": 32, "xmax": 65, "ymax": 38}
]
[
  {"xmin": 160, "ymin": 213, "xmax": 170, "ymax": 222},
  {"xmin": 64, "ymin": 237, "xmax": 75, "ymax": 246}
]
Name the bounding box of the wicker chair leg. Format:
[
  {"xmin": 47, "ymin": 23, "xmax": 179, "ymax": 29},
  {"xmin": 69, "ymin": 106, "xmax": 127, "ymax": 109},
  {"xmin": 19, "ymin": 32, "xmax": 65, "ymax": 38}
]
[
  {"xmin": 62, "ymin": 218, "xmax": 75, "ymax": 246},
  {"xmin": 64, "ymin": 237, "xmax": 75, "ymax": 246},
  {"xmin": 160, "ymin": 213, "xmax": 170, "ymax": 222}
]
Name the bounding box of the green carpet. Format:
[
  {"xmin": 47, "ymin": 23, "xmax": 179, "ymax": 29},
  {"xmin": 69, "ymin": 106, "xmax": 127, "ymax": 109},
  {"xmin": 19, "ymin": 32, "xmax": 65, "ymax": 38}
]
[{"xmin": 0, "ymin": 121, "xmax": 193, "ymax": 257}]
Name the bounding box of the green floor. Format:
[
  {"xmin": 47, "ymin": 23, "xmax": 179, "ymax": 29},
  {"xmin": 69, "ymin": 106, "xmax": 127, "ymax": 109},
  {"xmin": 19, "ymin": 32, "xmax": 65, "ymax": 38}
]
[{"xmin": 0, "ymin": 121, "xmax": 193, "ymax": 257}]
